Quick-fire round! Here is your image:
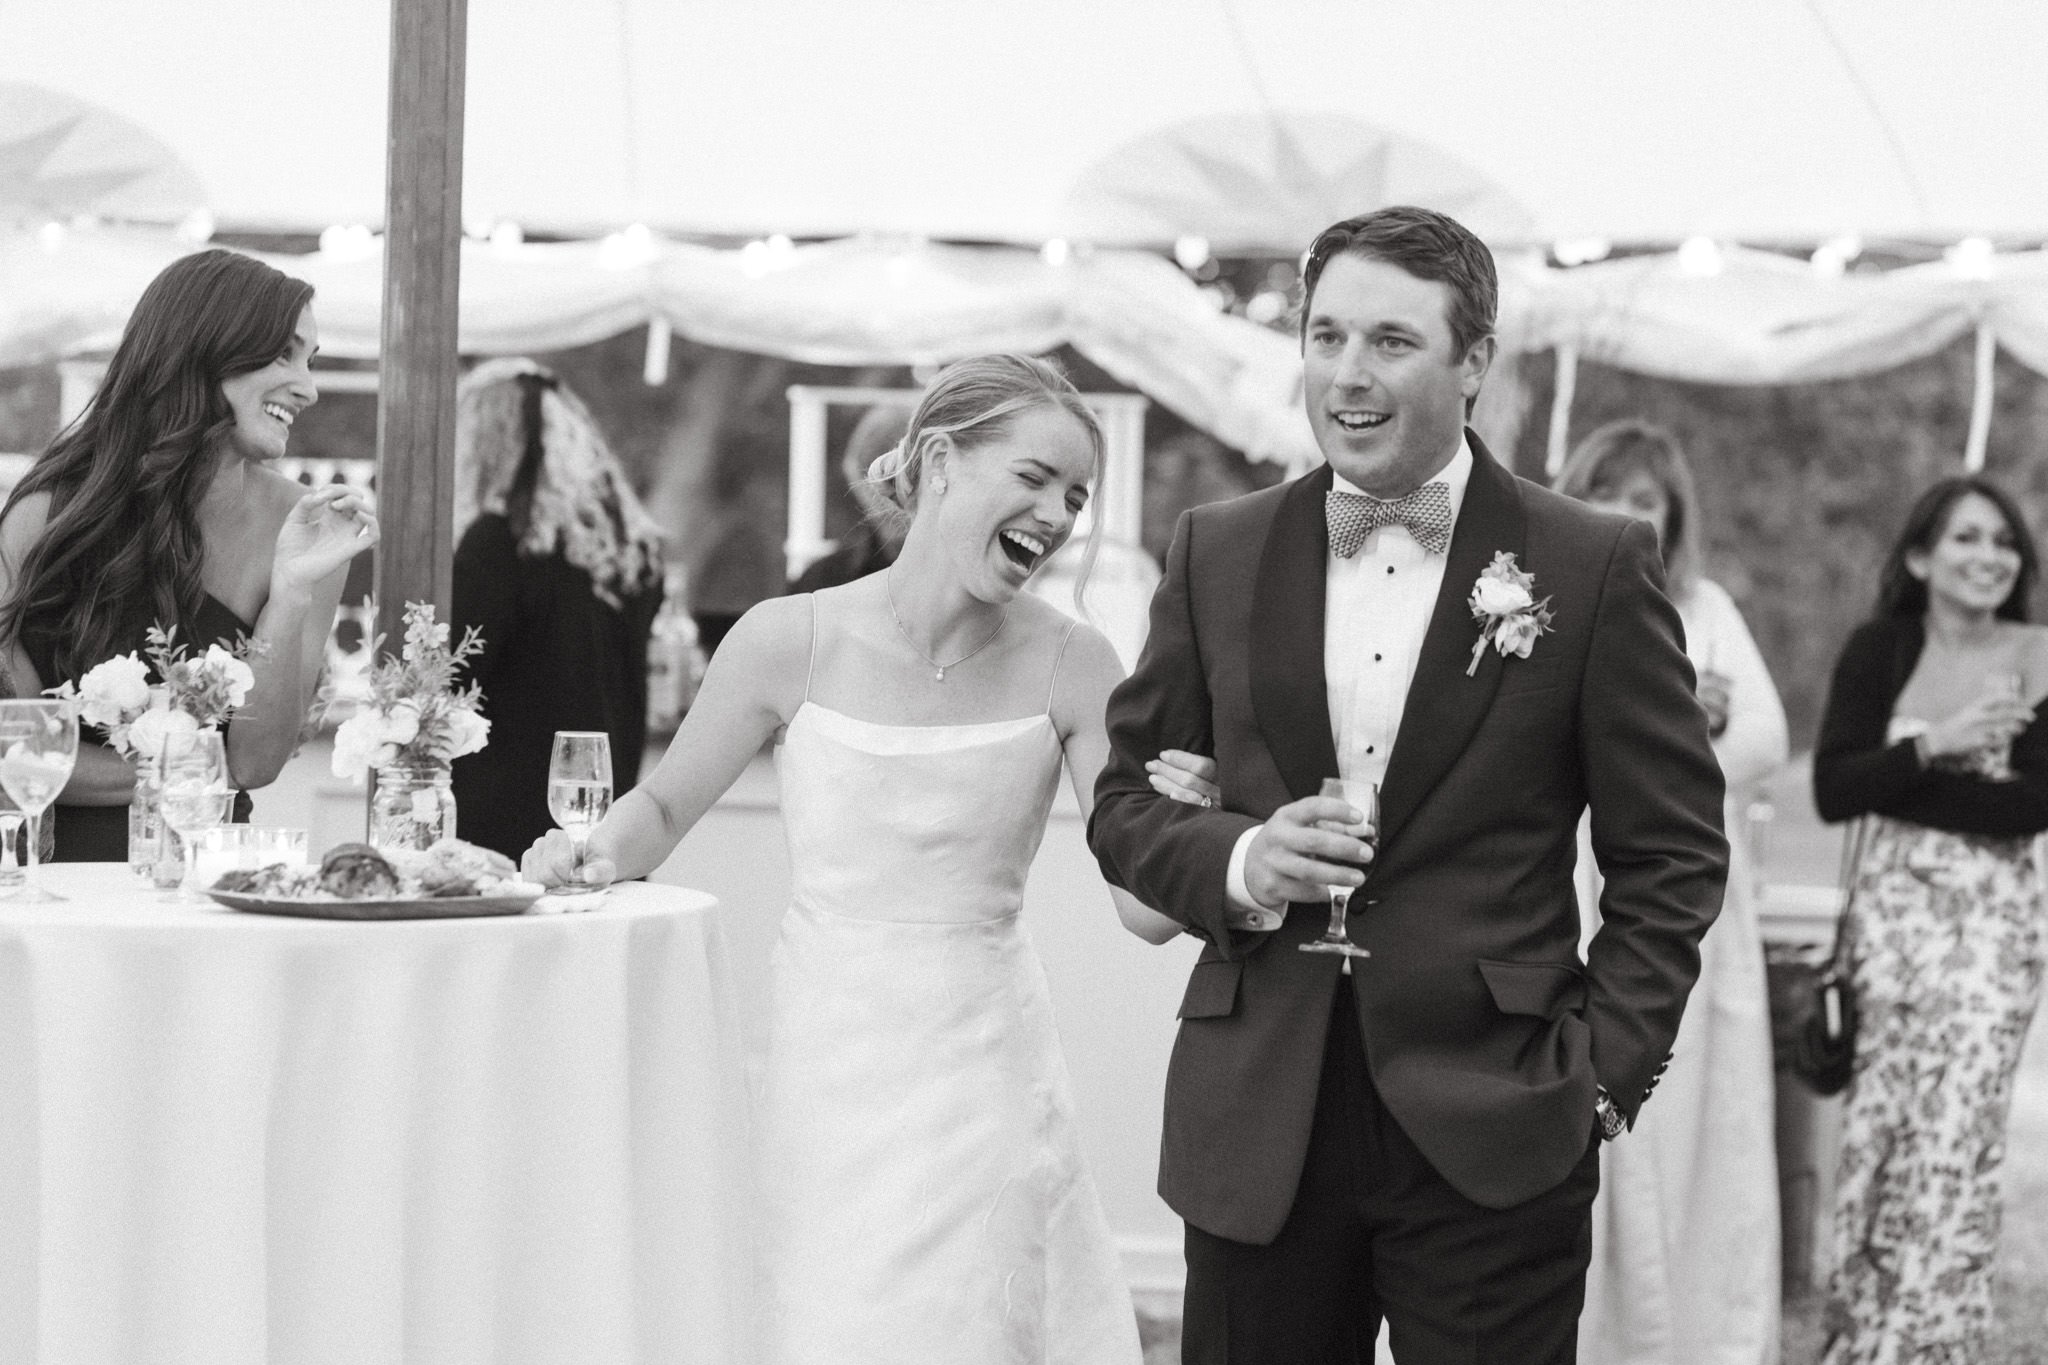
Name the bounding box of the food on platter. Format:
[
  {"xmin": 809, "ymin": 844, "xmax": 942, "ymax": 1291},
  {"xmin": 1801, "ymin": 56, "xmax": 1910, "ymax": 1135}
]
[
  {"xmin": 320, "ymin": 842, "xmax": 402, "ymax": 898},
  {"xmin": 210, "ymin": 837, "xmax": 527, "ymax": 902}
]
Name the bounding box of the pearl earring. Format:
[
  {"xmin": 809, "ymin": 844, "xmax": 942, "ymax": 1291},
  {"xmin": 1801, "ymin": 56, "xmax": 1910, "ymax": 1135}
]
[{"xmin": 931, "ymin": 476, "xmax": 948, "ymax": 495}]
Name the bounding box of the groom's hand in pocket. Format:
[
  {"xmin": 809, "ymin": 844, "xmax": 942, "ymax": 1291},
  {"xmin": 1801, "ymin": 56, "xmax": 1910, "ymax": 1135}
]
[{"xmin": 1243, "ymin": 796, "xmax": 1374, "ymax": 911}]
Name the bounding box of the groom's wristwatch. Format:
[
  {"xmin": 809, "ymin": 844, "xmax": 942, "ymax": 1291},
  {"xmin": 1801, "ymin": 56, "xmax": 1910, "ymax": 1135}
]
[{"xmin": 1594, "ymin": 1087, "xmax": 1626, "ymax": 1142}]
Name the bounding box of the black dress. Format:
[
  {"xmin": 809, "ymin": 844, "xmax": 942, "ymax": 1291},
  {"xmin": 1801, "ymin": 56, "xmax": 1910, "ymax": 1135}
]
[
  {"xmin": 24, "ymin": 593, "xmax": 256, "ymax": 862},
  {"xmin": 450, "ymin": 513, "xmax": 662, "ymax": 861}
]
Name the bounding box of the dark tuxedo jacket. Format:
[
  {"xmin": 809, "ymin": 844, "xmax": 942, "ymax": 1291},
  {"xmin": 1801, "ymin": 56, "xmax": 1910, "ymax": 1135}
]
[{"xmin": 1088, "ymin": 433, "xmax": 1727, "ymax": 1243}]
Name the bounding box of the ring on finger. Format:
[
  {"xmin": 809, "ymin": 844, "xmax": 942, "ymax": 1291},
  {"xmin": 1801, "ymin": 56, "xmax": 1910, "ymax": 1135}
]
[{"xmin": 1199, "ymin": 794, "xmax": 1214, "ymax": 809}]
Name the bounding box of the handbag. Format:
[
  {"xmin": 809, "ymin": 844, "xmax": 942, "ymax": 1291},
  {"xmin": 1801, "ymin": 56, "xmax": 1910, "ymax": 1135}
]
[{"xmin": 1790, "ymin": 817, "xmax": 1866, "ymax": 1096}]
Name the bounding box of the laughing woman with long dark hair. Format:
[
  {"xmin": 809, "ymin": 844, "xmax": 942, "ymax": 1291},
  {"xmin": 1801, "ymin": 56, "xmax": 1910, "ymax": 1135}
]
[{"xmin": 0, "ymin": 248, "xmax": 378, "ymax": 859}]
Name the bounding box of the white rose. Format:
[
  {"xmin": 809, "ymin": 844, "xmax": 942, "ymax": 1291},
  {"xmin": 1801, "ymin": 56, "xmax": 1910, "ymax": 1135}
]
[
  {"xmin": 330, "ymin": 712, "xmax": 386, "ymax": 781},
  {"xmin": 1495, "ymin": 613, "xmax": 1542, "ymax": 659},
  {"xmin": 129, "ymin": 706, "xmax": 201, "ymax": 762},
  {"xmin": 1471, "ymin": 575, "xmax": 1534, "ymax": 617},
  {"xmin": 78, "ymin": 653, "xmax": 151, "ymax": 728},
  {"xmin": 202, "ymin": 645, "xmax": 257, "ymax": 709},
  {"xmin": 442, "ymin": 706, "xmax": 490, "ymax": 758},
  {"xmin": 384, "ymin": 701, "xmax": 422, "ymax": 747}
]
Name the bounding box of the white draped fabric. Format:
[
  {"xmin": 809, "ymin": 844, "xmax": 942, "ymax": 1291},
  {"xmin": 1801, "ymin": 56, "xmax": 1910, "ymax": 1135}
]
[
  {"xmin": 0, "ymin": 869, "xmax": 752, "ymax": 1365},
  {"xmin": 10, "ymin": 226, "xmax": 2048, "ymax": 471}
]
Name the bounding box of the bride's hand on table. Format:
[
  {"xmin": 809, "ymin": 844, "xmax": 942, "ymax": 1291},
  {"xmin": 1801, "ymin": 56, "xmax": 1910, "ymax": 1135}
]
[
  {"xmin": 522, "ymin": 830, "xmax": 616, "ymax": 890},
  {"xmin": 1147, "ymin": 749, "xmax": 1221, "ymax": 809}
]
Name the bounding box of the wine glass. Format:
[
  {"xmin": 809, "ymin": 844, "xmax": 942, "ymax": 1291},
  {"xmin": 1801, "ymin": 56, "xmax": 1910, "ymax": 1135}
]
[
  {"xmin": 1982, "ymin": 671, "xmax": 2024, "ymax": 782},
  {"xmin": 0, "ymin": 698, "xmax": 79, "ymax": 903},
  {"xmin": 1299, "ymin": 777, "xmax": 1377, "ymax": 974},
  {"xmin": 545, "ymin": 731, "xmax": 613, "ymax": 894},
  {"xmin": 159, "ymin": 730, "xmax": 233, "ymax": 901},
  {"xmin": 0, "ymin": 785, "xmax": 25, "ymax": 898}
]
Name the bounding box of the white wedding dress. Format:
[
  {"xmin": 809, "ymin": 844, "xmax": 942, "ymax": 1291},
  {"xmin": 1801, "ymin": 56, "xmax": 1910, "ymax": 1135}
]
[{"xmin": 752, "ymin": 609, "xmax": 1143, "ymax": 1365}]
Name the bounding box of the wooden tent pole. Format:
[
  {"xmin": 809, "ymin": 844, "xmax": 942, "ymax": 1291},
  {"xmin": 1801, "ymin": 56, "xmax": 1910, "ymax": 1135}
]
[{"xmin": 374, "ymin": 0, "xmax": 469, "ymax": 641}]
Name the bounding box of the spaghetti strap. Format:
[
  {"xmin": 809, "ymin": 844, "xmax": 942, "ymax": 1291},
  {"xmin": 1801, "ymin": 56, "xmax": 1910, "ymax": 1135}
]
[
  {"xmin": 803, "ymin": 593, "xmax": 820, "ymax": 702},
  {"xmin": 1045, "ymin": 618, "xmax": 1080, "ymax": 714}
]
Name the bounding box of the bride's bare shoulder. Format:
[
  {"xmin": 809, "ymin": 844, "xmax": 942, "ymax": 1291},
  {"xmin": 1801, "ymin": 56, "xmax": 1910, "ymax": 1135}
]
[{"xmin": 724, "ymin": 593, "xmax": 817, "ymax": 662}]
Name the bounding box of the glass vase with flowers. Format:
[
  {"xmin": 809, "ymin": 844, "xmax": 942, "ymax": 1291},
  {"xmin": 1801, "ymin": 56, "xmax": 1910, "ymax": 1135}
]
[{"xmin": 318, "ymin": 602, "xmax": 490, "ymax": 852}]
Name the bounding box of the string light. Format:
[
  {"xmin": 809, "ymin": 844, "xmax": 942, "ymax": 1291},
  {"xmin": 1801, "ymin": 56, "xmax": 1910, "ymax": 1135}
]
[
  {"xmin": 318, "ymin": 224, "xmax": 379, "ymax": 261},
  {"xmin": 597, "ymin": 222, "xmax": 658, "ymax": 270},
  {"xmin": 1946, "ymin": 236, "xmax": 1995, "ymax": 280},
  {"xmin": 1810, "ymin": 233, "xmax": 1862, "ymax": 277},
  {"xmin": 1173, "ymin": 235, "xmax": 1212, "ymax": 271},
  {"xmin": 1040, "ymin": 238, "xmax": 1071, "ymax": 268},
  {"xmin": 1677, "ymin": 236, "xmax": 1723, "ymax": 277},
  {"xmin": 489, "ymin": 220, "xmax": 524, "ymax": 252},
  {"xmin": 175, "ymin": 210, "xmax": 215, "ymax": 244},
  {"xmin": 37, "ymin": 221, "xmax": 65, "ymax": 253},
  {"xmin": 1552, "ymin": 237, "xmax": 1612, "ymax": 267}
]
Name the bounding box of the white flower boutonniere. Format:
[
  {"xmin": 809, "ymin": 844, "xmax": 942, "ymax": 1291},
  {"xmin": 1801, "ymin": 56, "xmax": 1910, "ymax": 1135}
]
[{"xmin": 1467, "ymin": 551, "xmax": 1555, "ymax": 676}]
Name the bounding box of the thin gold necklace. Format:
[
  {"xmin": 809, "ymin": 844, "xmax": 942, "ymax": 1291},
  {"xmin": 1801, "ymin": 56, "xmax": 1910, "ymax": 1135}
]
[{"xmin": 884, "ymin": 569, "xmax": 1007, "ymax": 682}]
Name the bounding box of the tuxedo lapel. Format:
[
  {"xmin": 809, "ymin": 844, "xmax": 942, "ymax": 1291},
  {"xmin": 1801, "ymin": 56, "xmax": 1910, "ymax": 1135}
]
[
  {"xmin": 1249, "ymin": 465, "xmax": 1340, "ymax": 802},
  {"xmin": 1376, "ymin": 433, "xmax": 1527, "ymax": 848}
]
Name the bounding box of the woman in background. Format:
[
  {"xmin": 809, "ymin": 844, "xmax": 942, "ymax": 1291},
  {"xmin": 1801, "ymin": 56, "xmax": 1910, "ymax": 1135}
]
[
  {"xmin": 449, "ymin": 358, "xmax": 666, "ymax": 861},
  {"xmin": 0, "ymin": 248, "xmax": 375, "ymax": 858},
  {"xmin": 1556, "ymin": 420, "xmax": 1787, "ymax": 1365},
  {"xmin": 1812, "ymin": 476, "xmax": 2048, "ymax": 1364}
]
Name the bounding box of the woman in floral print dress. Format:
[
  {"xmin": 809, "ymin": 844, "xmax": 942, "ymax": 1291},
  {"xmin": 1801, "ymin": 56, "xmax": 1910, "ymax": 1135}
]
[{"xmin": 1813, "ymin": 476, "xmax": 2048, "ymax": 1364}]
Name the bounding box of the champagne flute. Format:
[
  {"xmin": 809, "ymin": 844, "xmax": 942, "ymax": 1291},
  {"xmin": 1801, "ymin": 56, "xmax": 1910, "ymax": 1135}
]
[
  {"xmin": 1982, "ymin": 670, "xmax": 2024, "ymax": 782},
  {"xmin": 159, "ymin": 729, "xmax": 232, "ymax": 901},
  {"xmin": 0, "ymin": 698, "xmax": 79, "ymax": 904},
  {"xmin": 1299, "ymin": 777, "xmax": 1377, "ymax": 974},
  {"xmin": 546, "ymin": 731, "xmax": 613, "ymax": 894}
]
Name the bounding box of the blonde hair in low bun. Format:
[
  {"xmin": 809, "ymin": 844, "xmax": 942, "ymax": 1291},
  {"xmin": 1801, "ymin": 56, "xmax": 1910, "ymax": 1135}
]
[{"xmin": 863, "ymin": 353, "xmax": 1104, "ymax": 521}]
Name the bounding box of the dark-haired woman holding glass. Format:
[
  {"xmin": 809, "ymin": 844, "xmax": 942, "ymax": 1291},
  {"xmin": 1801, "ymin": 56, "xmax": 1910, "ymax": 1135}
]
[
  {"xmin": 1813, "ymin": 476, "xmax": 2048, "ymax": 1364},
  {"xmin": 0, "ymin": 248, "xmax": 378, "ymax": 859}
]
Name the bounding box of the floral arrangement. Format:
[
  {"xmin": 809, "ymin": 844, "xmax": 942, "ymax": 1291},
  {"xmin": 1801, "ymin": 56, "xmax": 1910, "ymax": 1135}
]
[
  {"xmin": 53, "ymin": 625, "xmax": 258, "ymax": 757},
  {"xmin": 321, "ymin": 601, "xmax": 490, "ymax": 781},
  {"xmin": 1466, "ymin": 551, "xmax": 1555, "ymax": 676}
]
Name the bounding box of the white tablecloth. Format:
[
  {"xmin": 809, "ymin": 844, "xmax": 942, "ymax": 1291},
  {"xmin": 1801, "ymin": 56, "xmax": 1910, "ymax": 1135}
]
[{"xmin": 0, "ymin": 866, "xmax": 751, "ymax": 1365}]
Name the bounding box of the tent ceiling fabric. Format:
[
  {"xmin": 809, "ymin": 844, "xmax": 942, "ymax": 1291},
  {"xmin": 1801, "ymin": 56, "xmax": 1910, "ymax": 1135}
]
[
  {"xmin": 1, "ymin": 1, "xmax": 2043, "ymax": 245},
  {"xmin": 0, "ymin": 82, "xmax": 204, "ymax": 226}
]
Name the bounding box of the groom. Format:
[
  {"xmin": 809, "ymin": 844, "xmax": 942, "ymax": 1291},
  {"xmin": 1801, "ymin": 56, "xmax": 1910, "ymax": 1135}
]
[{"xmin": 1089, "ymin": 207, "xmax": 1727, "ymax": 1363}]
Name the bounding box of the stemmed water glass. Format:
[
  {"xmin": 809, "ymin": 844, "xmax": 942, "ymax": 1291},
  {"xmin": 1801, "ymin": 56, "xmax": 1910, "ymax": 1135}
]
[
  {"xmin": 1299, "ymin": 777, "xmax": 1378, "ymax": 975},
  {"xmin": 0, "ymin": 784, "xmax": 26, "ymax": 898},
  {"xmin": 545, "ymin": 731, "xmax": 613, "ymax": 894},
  {"xmin": 0, "ymin": 698, "xmax": 80, "ymax": 903},
  {"xmin": 159, "ymin": 730, "xmax": 232, "ymax": 901}
]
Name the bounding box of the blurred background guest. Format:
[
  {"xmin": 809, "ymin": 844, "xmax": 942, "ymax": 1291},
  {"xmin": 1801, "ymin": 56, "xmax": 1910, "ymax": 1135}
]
[
  {"xmin": 1557, "ymin": 419, "xmax": 1788, "ymax": 1365},
  {"xmin": 450, "ymin": 359, "xmax": 666, "ymax": 861},
  {"xmin": 1812, "ymin": 476, "xmax": 2048, "ymax": 1365},
  {"xmin": 0, "ymin": 248, "xmax": 375, "ymax": 859},
  {"xmin": 787, "ymin": 404, "xmax": 909, "ymax": 594},
  {"xmin": 685, "ymin": 467, "xmax": 782, "ymax": 661}
]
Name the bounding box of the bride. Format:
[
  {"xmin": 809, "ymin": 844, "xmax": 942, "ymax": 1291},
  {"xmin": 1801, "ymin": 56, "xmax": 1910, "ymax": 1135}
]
[{"xmin": 525, "ymin": 354, "xmax": 1212, "ymax": 1364}]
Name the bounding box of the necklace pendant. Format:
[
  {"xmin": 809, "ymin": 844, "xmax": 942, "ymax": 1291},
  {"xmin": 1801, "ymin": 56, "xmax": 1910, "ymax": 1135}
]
[{"xmin": 935, "ymin": 667, "xmax": 946, "ymax": 682}]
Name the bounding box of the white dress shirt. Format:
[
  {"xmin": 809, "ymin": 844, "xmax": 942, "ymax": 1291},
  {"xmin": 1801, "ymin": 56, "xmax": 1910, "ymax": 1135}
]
[{"xmin": 1226, "ymin": 438, "xmax": 1475, "ymax": 911}]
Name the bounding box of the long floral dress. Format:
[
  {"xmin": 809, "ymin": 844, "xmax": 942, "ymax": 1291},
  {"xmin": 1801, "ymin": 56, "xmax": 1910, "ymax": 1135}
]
[{"xmin": 1822, "ymin": 719, "xmax": 2048, "ymax": 1364}]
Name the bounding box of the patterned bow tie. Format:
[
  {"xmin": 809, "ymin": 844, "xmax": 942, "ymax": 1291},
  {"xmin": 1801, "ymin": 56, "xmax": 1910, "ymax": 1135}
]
[{"xmin": 1326, "ymin": 483, "xmax": 1454, "ymax": 557}]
